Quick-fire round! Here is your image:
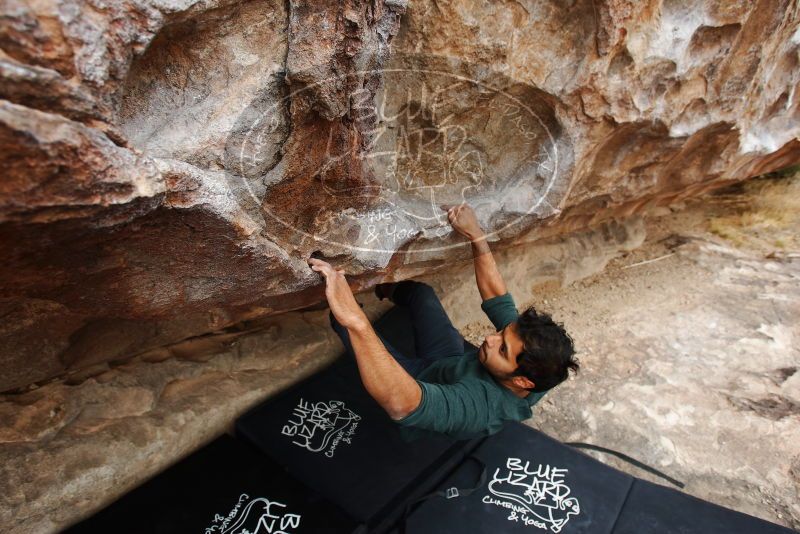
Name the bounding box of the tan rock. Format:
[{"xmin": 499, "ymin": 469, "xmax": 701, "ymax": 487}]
[{"xmin": 0, "ymin": 0, "xmax": 798, "ymax": 476}]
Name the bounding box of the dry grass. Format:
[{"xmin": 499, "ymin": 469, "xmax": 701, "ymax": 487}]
[{"xmin": 707, "ymin": 166, "xmax": 800, "ymax": 252}]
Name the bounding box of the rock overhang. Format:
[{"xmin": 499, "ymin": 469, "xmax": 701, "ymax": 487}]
[{"xmin": 0, "ymin": 0, "xmax": 799, "ymax": 392}]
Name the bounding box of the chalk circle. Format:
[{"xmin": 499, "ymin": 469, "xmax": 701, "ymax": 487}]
[{"xmin": 226, "ymin": 55, "xmax": 563, "ymax": 255}]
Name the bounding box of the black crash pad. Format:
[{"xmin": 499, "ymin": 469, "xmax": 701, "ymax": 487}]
[
  {"xmin": 401, "ymin": 421, "xmax": 796, "ymax": 534},
  {"xmin": 401, "ymin": 421, "xmax": 634, "ymax": 534},
  {"xmin": 65, "ymin": 434, "xmax": 357, "ymax": 534},
  {"xmin": 611, "ymin": 478, "xmax": 796, "ymax": 534},
  {"xmin": 235, "ymin": 305, "xmax": 480, "ymax": 532}
]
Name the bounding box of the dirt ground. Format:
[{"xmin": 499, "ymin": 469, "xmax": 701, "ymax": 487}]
[{"xmin": 459, "ymin": 169, "xmax": 800, "ymax": 529}]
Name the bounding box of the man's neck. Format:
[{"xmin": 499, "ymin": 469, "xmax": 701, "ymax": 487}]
[{"xmin": 496, "ymin": 377, "xmax": 530, "ymax": 399}]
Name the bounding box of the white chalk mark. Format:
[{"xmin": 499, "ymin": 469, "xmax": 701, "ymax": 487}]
[
  {"xmin": 281, "ymin": 398, "xmax": 361, "ymax": 458},
  {"xmin": 206, "ymin": 494, "xmax": 302, "ymax": 534},
  {"xmin": 483, "ymin": 457, "xmax": 580, "ymax": 533}
]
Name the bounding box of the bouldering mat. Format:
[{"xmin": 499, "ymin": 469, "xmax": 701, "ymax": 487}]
[
  {"xmin": 65, "ymin": 434, "xmax": 357, "ymax": 533},
  {"xmin": 400, "ymin": 421, "xmax": 633, "ymax": 534},
  {"xmin": 611, "ymin": 478, "xmax": 795, "ymax": 534},
  {"xmin": 399, "ymin": 421, "xmax": 795, "ymax": 534},
  {"xmin": 235, "ymin": 305, "xmax": 480, "ymax": 533}
]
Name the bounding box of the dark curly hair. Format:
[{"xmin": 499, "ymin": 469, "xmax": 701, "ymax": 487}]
[{"xmin": 512, "ymin": 305, "xmax": 579, "ymax": 392}]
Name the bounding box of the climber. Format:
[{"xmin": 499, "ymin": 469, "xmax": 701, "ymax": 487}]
[{"xmin": 307, "ymin": 203, "xmax": 579, "ymax": 440}]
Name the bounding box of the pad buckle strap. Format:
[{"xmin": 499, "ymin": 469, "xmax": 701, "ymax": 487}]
[{"xmin": 445, "ymin": 487, "xmax": 459, "ymax": 499}]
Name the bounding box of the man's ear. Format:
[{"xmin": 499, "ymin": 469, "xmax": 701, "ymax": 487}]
[{"xmin": 512, "ymin": 376, "xmax": 535, "ymax": 391}]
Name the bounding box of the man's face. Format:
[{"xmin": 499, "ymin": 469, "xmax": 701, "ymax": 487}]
[{"xmin": 477, "ymin": 321, "xmax": 525, "ymax": 379}]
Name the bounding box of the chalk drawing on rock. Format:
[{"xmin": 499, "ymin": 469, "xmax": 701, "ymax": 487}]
[{"xmin": 228, "ymin": 55, "xmax": 568, "ymax": 255}]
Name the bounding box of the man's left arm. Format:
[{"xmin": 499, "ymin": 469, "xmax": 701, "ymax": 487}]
[{"xmin": 308, "ymin": 258, "xmax": 421, "ymax": 420}]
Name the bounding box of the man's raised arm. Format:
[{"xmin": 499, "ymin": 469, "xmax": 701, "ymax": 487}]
[
  {"xmin": 308, "ymin": 258, "xmax": 422, "ymax": 420},
  {"xmin": 444, "ymin": 204, "xmax": 507, "ymax": 301}
]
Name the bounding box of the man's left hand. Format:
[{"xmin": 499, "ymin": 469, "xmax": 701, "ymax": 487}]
[{"xmin": 308, "ymin": 258, "xmax": 368, "ymax": 330}]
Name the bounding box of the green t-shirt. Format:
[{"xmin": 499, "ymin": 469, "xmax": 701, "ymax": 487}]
[{"xmin": 396, "ymin": 292, "xmax": 546, "ymax": 440}]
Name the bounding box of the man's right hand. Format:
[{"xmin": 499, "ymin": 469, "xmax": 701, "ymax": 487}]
[
  {"xmin": 308, "ymin": 258, "xmax": 369, "ymax": 331},
  {"xmin": 441, "ymin": 203, "xmax": 484, "ymax": 241}
]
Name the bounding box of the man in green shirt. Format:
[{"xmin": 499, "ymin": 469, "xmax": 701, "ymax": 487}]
[{"xmin": 308, "ymin": 204, "xmax": 579, "ymax": 440}]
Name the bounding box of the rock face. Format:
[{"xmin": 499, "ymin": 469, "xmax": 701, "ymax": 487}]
[
  {"xmin": 1, "ymin": 0, "xmax": 799, "ymax": 392},
  {"xmin": 3, "ymin": 173, "xmax": 800, "ymax": 532},
  {"xmin": 0, "ymin": 215, "xmax": 648, "ymax": 534}
]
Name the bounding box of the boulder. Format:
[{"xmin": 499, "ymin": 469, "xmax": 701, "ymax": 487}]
[{"xmin": 1, "ymin": 0, "xmax": 799, "ymax": 392}]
